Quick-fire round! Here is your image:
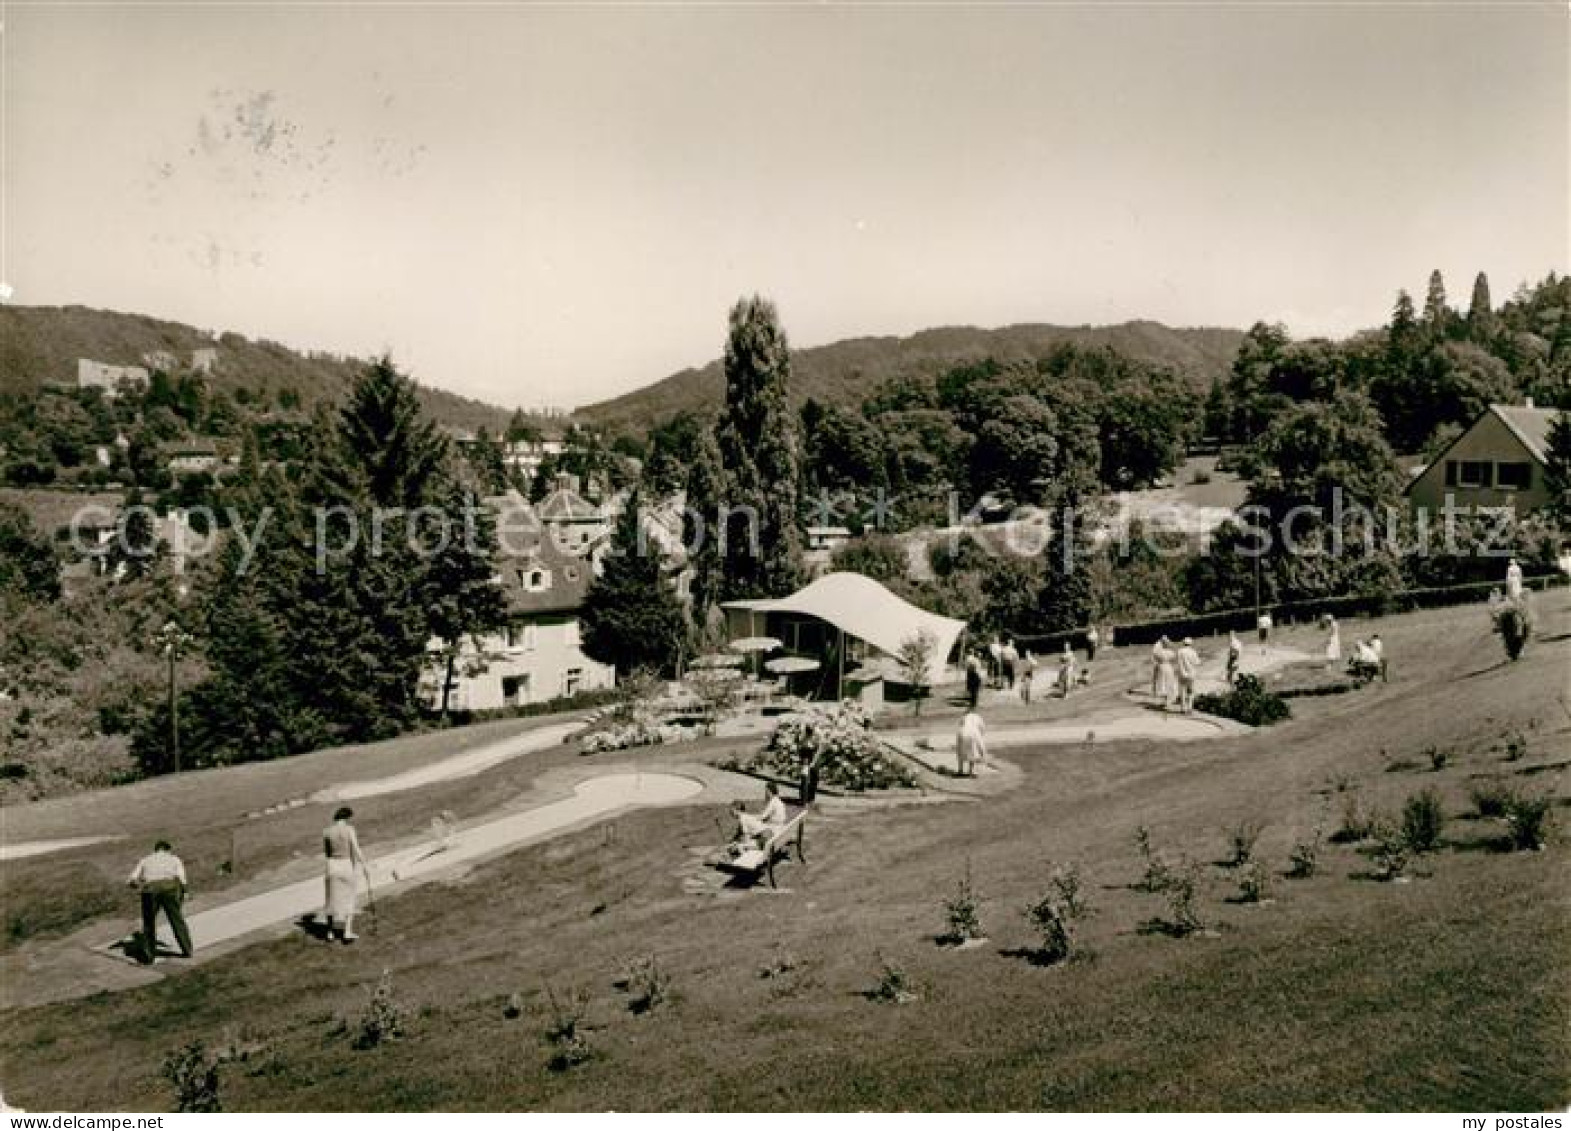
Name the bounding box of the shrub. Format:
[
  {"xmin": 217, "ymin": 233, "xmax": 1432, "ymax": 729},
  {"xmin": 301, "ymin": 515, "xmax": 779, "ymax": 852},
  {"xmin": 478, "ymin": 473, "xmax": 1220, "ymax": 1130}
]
[
  {"xmin": 1401, "ymin": 789, "xmax": 1445, "ymax": 853},
  {"xmin": 1505, "ymin": 794, "xmax": 1553, "ymax": 851},
  {"xmin": 1237, "ymin": 858, "xmax": 1273, "ymax": 903},
  {"xmin": 1024, "ymin": 864, "xmax": 1094, "ymax": 964},
  {"xmin": 1154, "ymin": 857, "xmax": 1205, "ymax": 935},
  {"xmin": 1502, "ymin": 730, "xmax": 1528, "ymax": 762},
  {"xmin": 868, "ymin": 951, "xmax": 918, "ymax": 1004},
  {"xmin": 1369, "ymin": 815, "xmax": 1409, "ymax": 881},
  {"xmin": 163, "ymin": 1041, "xmax": 222, "ymax": 1113},
  {"xmin": 353, "ymin": 970, "xmax": 406, "ymax": 1050},
  {"xmin": 1193, "ymin": 674, "xmax": 1290, "ymax": 727},
  {"xmin": 1224, "ymin": 819, "xmax": 1264, "ymax": 867},
  {"xmin": 940, "ymin": 863, "xmax": 984, "ymax": 945},
  {"xmin": 1470, "ymin": 780, "xmax": 1515, "ymax": 819},
  {"xmin": 1331, "ymin": 788, "xmax": 1374, "ymax": 843},
  {"xmin": 748, "ymin": 702, "xmax": 916, "ymax": 791},
  {"xmin": 543, "ymin": 985, "xmax": 595, "ymax": 1070},
  {"xmin": 1132, "ymin": 825, "xmax": 1173, "ymax": 892},
  {"xmin": 1426, "ymin": 745, "xmax": 1449, "ymax": 772},
  {"xmin": 615, "ymin": 953, "xmax": 672, "ymax": 1016},
  {"xmin": 1287, "ymin": 825, "xmax": 1322, "ymax": 879},
  {"xmin": 1490, "ymin": 598, "xmax": 1532, "ymax": 661},
  {"xmin": 502, "ymin": 992, "xmax": 524, "ymax": 1020}
]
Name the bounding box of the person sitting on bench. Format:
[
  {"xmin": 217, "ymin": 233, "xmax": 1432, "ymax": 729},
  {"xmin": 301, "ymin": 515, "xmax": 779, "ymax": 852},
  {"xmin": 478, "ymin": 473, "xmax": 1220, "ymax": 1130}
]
[{"xmin": 733, "ymin": 782, "xmax": 788, "ymax": 848}]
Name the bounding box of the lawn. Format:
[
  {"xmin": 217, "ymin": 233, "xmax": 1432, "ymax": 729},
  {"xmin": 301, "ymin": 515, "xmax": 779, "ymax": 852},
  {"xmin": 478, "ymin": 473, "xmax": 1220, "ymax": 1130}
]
[{"xmin": 1, "ymin": 593, "xmax": 1567, "ymax": 1111}]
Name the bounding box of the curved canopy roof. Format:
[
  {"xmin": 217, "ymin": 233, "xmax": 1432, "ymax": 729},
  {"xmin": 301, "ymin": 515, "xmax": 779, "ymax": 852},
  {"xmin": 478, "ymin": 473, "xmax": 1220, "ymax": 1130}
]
[{"xmin": 725, "ymin": 572, "xmax": 966, "ymax": 683}]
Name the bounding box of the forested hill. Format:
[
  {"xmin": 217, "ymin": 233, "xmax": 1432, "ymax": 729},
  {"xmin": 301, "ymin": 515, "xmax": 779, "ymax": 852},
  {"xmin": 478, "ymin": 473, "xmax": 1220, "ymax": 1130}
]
[
  {"xmin": 0, "ymin": 304, "xmax": 514, "ymax": 433},
  {"xmin": 580, "ymin": 320, "xmax": 1245, "ymax": 433}
]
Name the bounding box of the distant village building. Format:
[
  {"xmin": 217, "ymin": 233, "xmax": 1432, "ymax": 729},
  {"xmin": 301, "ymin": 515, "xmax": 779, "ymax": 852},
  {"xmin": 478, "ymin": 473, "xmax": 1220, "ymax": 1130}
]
[
  {"xmin": 420, "ymin": 492, "xmax": 614, "ymax": 712},
  {"xmin": 1406, "ymin": 403, "xmax": 1559, "ymax": 518},
  {"xmin": 537, "ymin": 472, "xmax": 609, "ymax": 556},
  {"xmin": 160, "ymin": 438, "xmax": 221, "ymax": 476},
  {"xmin": 190, "ymin": 347, "xmax": 219, "ymax": 374},
  {"xmin": 803, "ymin": 525, "xmax": 853, "ymax": 577},
  {"xmin": 501, "ymin": 436, "xmax": 567, "ymax": 479},
  {"xmin": 74, "ymin": 359, "xmax": 149, "ymax": 399}
]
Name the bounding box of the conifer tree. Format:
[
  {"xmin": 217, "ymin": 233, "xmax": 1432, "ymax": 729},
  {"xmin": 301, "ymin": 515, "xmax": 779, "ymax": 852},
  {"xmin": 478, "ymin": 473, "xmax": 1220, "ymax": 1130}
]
[
  {"xmin": 581, "ymin": 492, "xmax": 688, "ymax": 677},
  {"xmin": 713, "ymin": 295, "xmax": 805, "ymax": 599}
]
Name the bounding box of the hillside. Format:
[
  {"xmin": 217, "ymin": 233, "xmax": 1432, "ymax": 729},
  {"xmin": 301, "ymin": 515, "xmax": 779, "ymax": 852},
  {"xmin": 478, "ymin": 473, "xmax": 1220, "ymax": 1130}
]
[
  {"xmin": 580, "ymin": 320, "xmax": 1245, "ymax": 433},
  {"xmin": 0, "ymin": 305, "xmax": 515, "ymax": 434}
]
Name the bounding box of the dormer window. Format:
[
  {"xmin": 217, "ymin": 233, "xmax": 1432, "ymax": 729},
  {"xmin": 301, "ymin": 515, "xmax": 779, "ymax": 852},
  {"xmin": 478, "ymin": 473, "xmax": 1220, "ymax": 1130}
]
[{"xmin": 530, "ymin": 570, "xmax": 546, "ymax": 590}]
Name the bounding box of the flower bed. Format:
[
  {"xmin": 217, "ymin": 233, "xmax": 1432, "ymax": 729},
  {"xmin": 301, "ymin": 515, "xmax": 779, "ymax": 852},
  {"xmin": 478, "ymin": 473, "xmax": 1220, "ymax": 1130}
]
[
  {"xmin": 579, "ymin": 720, "xmax": 699, "ymax": 754},
  {"xmin": 743, "ymin": 702, "xmax": 917, "ymax": 792}
]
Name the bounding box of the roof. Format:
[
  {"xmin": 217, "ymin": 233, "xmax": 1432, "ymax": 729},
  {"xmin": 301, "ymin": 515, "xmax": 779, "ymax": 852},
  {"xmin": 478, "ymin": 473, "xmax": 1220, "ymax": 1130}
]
[
  {"xmin": 723, "ymin": 571, "xmax": 966, "ymax": 683},
  {"xmin": 496, "ymin": 534, "xmax": 591, "ymax": 617},
  {"xmin": 1491, "ymin": 404, "xmax": 1557, "ymax": 464},
  {"xmin": 537, "ymin": 484, "xmax": 601, "ymax": 524},
  {"xmin": 1406, "ymin": 403, "xmax": 1560, "ymax": 495}
]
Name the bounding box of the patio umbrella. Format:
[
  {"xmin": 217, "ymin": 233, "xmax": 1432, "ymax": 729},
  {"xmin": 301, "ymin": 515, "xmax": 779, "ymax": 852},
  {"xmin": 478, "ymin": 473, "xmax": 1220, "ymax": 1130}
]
[
  {"xmin": 728, "ymin": 636, "xmax": 783, "ymax": 654},
  {"xmin": 765, "ymin": 656, "xmax": 821, "ymax": 675}
]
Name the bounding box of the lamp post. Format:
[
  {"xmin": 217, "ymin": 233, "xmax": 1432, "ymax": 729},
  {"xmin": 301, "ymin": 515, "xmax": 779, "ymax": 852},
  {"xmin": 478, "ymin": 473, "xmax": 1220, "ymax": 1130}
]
[{"xmin": 153, "ymin": 620, "xmax": 192, "ymax": 774}]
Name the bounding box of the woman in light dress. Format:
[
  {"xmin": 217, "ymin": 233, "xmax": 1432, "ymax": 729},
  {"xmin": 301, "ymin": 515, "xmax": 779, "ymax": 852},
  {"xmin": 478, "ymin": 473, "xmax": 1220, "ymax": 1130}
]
[
  {"xmin": 1324, "ymin": 615, "xmax": 1342, "ymax": 667},
  {"xmin": 956, "ymin": 709, "xmax": 987, "ymax": 777},
  {"xmin": 1152, "ymin": 636, "xmax": 1177, "ymax": 708},
  {"xmin": 322, "ymin": 806, "xmax": 367, "ymax": 944}
]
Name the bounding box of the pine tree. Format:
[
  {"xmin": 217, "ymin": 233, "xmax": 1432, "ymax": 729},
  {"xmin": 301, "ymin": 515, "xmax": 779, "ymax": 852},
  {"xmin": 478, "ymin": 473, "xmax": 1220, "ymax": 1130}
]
[
  {"xmin": 334, "ymin": 355, "xmax": 449, "ymax": 509},
  {"xmin": 1545, "ymin": 409, "xmax": 1571, "ymax": 526},
  {"xmin": 684, "ymin": 424, "xmax": 727, "ymax": 623},
  {"xmin": 420, "ymin": 484, "xmax": 509, "ymax": 719},
  {"xmin": 581, "ymin": 493, "xmax": 688, "ymax": 677},
  {"xmin": 1466, "ymin": 271, "xmax": 1495, "ymax": 341},
  {"xmin": 1423, "ymin": 269, "xmax": 1450, "ymax": 338},
  {"xmin": 713, "ymin": 295, "xmax": 805, "ymax": 599}
]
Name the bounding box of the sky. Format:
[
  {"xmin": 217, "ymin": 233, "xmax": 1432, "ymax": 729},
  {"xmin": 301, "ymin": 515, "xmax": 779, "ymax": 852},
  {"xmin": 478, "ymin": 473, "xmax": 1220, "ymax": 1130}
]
[{"xmin": 3, "ymin": 2, "xmax": 1566, "ymax": 411}]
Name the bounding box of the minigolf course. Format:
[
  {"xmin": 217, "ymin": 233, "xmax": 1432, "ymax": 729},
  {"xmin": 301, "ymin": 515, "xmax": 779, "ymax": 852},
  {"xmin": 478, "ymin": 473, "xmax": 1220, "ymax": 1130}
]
[{"xmin": 112, "ymin": 772, "xmax": 704, "ymax": 959}]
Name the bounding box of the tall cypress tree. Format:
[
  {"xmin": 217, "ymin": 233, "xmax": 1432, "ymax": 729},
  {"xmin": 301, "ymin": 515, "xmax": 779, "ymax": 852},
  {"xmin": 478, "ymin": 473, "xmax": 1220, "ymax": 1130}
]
[
  {"xmin": 713, "ymin": 295, "xmax": 804, "ymax": 599},
  {"xmin": 684, "ymin": 423, "xmax": 726, "ymax": 624},
  {"xmin": 1422, "ymin": 269, "xmax": 1450, "ymax": 338},
  {"xmin": 1466, "ymin": 271, "xmax": 1495, "ymax": 341}
]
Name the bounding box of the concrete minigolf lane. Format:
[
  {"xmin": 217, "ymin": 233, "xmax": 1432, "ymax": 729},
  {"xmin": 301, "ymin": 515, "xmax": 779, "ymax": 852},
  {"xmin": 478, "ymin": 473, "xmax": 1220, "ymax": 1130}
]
[{"xmin": 114, "ymin": 772, "xmax": 705, "ymax": 958}]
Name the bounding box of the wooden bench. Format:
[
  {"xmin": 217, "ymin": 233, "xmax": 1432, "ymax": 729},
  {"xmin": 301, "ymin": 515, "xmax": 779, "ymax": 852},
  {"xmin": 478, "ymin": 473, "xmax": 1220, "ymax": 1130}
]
[{"xmin": 720, "ymin": 806, "xmax": 808, "ymax": 888}]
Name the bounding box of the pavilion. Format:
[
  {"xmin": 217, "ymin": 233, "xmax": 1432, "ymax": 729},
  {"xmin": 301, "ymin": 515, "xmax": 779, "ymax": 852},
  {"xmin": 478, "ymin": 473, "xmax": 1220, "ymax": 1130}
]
[{"xmin": 721, "ymin": 572, "xmax": 966, "ymax": 699}]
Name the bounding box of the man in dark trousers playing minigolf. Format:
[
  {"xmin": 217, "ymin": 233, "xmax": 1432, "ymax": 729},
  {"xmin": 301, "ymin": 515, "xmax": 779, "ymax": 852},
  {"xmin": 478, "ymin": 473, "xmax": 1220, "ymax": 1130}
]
[{"xmin": 127, "ymin": 839, "xmax": 194, "ymax": 964}]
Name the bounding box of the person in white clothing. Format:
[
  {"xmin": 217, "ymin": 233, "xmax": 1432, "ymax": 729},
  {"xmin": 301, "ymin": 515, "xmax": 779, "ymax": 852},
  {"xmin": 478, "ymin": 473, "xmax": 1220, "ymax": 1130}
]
[
  {"xmin": 1324, "ymin": 615, "xmax": 1342, "ymax": 667},
  {"xmin": 956, "ymin": 709, "xmax": 987, "ymax": 776},
  {"xmin": 1175, "ymin": 638, "xmax": 1202, "ymax": 714},
  {"xmin": 735, "ymin": 782, "xmax": 788, "ymax": 846},
  {"xmin": 1505, "ymin": 558, "xmax": 1524, "ymax": 600},
  {"xmin": 1226, "ymin": 631, "xmax": 1244, "ymax": 686}
]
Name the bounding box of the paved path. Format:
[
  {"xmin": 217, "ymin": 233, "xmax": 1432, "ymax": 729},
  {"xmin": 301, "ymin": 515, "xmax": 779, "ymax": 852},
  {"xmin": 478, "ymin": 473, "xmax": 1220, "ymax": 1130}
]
[
  {"xmin": 0, "ymin": 836, "xmax": 121, "ymax": 862},
  {"xmin": 118, "ymin": 772, "xmax": 704, "ymax": 957}
]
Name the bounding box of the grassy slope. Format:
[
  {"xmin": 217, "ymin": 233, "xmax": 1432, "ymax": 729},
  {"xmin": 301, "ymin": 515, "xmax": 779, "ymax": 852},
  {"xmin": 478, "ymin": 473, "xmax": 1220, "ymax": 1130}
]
[
  {"xmin": 578, "ymin": 321, "xmax": 1244, "ymax": 434},
  {"xmin": 0, "ymin": 305, "xmax": 516, "ymax": 434},
  {"xmin": 1, "ymin": 596, "xmax": 1567, "ymax": 1111}
]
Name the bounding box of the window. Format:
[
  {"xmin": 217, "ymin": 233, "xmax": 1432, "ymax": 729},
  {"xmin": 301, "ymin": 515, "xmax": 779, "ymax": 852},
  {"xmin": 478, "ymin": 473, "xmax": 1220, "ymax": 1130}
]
[
  {"xmin": 1456, "ymin": 461, "xmax": 1492, "ymax": 488},
  {"xmin": 501, "ymin": 674, "xmax": 530, "ymax": 706},
  {"xmin": 1496, "ymin": 462, "xmax": 1532, "ymax": 490},
  {"xmin": 529, "ymin": 570, "xmax": 545, "ymax": 590},
  {"xmin": 565, "ymin": 668, "xmax": 582, "ymax": 697}
]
